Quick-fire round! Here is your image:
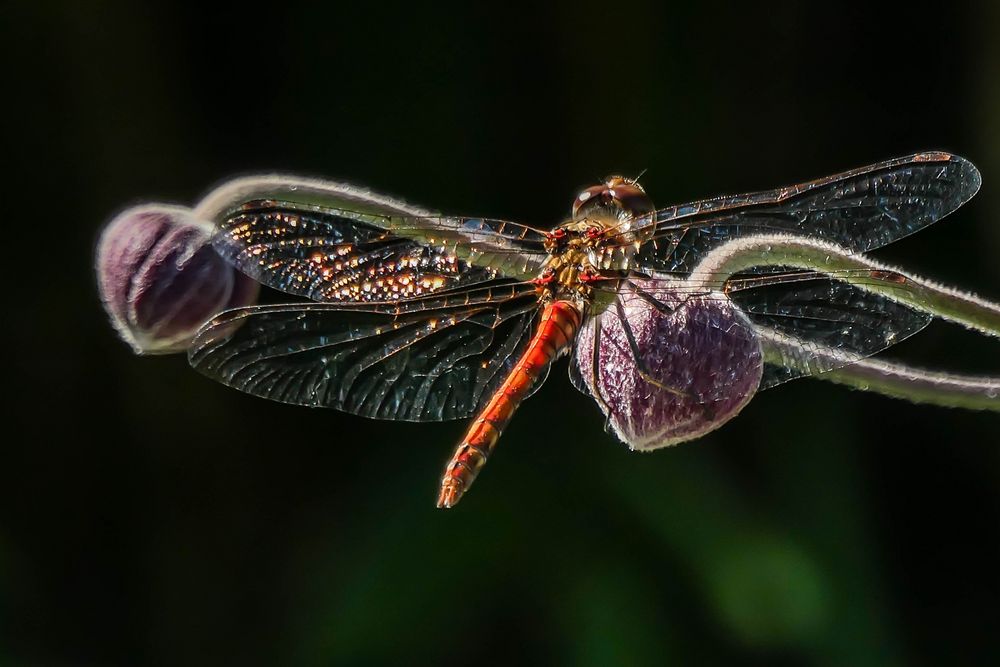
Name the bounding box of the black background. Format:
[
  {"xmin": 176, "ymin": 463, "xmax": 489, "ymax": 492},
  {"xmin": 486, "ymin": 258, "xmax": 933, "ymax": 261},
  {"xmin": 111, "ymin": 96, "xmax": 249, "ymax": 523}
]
[{"xmin": 3, "ymin": 2, "xmax": 999, "ymax": 665}]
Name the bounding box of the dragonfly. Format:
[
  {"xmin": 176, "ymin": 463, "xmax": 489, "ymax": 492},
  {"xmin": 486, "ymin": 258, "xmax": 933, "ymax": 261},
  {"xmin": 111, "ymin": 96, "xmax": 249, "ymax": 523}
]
[{"xmin": 187, "ymin": 152, "xmax": 981, "ymax": 507}]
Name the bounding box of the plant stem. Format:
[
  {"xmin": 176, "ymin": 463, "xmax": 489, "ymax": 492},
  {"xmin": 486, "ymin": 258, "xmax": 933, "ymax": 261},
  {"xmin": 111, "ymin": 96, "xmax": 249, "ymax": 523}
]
[
  {"xmin": 758, "ymin": 327, "xmax": 1000, "ymax": 411},
  {"xmin": 686, "ymin": 234, "xmax": 1000, "ymax": 409},
  {"xmin": 689, "ymin": 233, "xmax": 1000, "ymax": 339}
]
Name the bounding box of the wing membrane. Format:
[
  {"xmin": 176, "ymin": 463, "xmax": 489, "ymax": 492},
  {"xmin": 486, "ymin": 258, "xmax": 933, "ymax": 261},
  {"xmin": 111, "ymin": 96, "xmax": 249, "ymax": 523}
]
[
  {"xmin": 188, "ymin": 289, "xmax": 540, "ymax": 421},
  {"xmin": 194, "ymin": 175, "xmax": 549, "ymax": 298},
  {"xmin": 723, "ymin": 271, "xmax": 932, "ymax": 387},
  {"xmin": 609, "ymin": 152, "xmax": 980, "ymax": 274},
  {"xmin": 215, "ymin": 200, "xmax": 512, "ymax": 302}
]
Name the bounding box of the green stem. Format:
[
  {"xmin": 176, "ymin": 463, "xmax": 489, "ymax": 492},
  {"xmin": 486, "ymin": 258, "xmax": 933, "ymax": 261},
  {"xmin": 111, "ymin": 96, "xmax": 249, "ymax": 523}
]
[
  {"xmin": 688, "ymin": 234, "xmax": 1000, "ymax": 409},
  {"xmin": 759, "ymin": 328, "xmax": 1000, "ymax": 411},
  {"xmin": 191, "ymin": 175, "xmax": 546, "ymax": 280},
  {"xmin": 689, "ymin": 234, "xmax": 1000, "ymax": 339}
]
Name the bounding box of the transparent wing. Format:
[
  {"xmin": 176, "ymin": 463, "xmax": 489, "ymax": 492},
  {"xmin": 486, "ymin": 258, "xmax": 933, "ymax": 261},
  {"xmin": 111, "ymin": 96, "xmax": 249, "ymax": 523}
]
[
  {"xmin": 602, "ymin": 152, "xmax": 980, "ymax": 274},
  {"xmin": 187, "ymin": 285, "xmax": 542, "ymax": 421},
  {"xmin": 212, "ymin": 200, "xmax": 551, "ymax": 302},
  {"xmin": 384, "ymin": 215, "xmax": 551, "ymax": 280},
  {"xmin": 722, "ymin": 270, "xmax": 932, "ymax": 387},
  {"xmin": 194, "ymin": 174, "xmax": 552, "ymax": 258}
]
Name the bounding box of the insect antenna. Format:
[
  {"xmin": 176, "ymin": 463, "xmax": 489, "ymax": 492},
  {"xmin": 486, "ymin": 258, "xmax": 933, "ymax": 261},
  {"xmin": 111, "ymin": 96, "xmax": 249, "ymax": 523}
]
[{"xmin": 629, "ymin": 168, "xmax": 649, "ymax": 185}]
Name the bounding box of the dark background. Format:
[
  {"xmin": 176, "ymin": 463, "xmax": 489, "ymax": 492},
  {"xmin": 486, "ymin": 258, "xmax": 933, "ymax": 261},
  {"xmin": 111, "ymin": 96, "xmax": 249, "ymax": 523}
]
[{"xmin": 3, "ymin": 2, "xmax": 999, "ymax": 665}]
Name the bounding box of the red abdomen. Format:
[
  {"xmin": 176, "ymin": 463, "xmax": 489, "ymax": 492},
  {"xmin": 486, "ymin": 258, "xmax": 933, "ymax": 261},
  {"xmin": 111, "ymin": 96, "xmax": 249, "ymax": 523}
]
[{"xmin": 436, "ymin": 300, "xmax": 582, "ymax": 508}]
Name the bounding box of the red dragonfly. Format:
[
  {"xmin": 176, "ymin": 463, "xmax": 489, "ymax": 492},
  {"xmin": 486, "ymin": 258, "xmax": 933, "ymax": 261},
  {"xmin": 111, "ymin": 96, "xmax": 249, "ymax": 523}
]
[{"xmin": 187, "ymin": 152, "xmax": 980, "ymax": 507}]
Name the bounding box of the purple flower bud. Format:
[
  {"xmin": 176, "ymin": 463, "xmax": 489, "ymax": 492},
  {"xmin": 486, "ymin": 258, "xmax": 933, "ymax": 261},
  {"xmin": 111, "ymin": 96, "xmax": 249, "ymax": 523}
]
[
  {"xmin": 575, "ymin": 280, "xmax": 763, "ymax": 450},
  {"xmin": 96, "ymin": 205, "xmax": 259, "ymax": 354}
]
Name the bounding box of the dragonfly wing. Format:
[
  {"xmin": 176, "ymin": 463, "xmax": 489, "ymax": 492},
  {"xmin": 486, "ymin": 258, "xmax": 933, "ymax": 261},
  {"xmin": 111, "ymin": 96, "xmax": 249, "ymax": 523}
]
[
  {"xmin": 194, "ymin": 176, "xmax": 549, "ymax": 300},
  {"xmin": 213, "ymin": 199, "xmax": 488, "ymax": 301},
  {"xmin": 187, "ymin": 287, "xmax": 542, "ymax": 421},
  {"xmin": 384, "ymin": 215, "xmax": 551, "ymax": 280},
  {"xmin": 210, "ymin": 198, "xmax": 550, "ymax": 303},
  {"xmin": 723, "ymin": 271, "xmax": 932, "ymax": 387},
  {"xmin": 621, "ymin": 152, "xmax": 980, "ymax": 274}
]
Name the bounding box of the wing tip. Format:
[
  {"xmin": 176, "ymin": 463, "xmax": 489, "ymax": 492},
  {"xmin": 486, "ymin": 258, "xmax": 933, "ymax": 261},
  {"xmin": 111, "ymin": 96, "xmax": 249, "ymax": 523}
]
[
  {"xmin": 953, "ymin": 154, "xmax": 983, "ymax": 202},
  {"xmin": 912, "ymin": 151, "xmax": 982, "ymax": 203}
]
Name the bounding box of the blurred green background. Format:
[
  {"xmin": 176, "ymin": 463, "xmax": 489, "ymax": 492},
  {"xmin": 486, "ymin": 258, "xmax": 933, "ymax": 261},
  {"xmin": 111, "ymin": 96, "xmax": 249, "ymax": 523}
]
[{"xmin": 2, "ymin": 1, "xmax": 999, "ymax": 665}]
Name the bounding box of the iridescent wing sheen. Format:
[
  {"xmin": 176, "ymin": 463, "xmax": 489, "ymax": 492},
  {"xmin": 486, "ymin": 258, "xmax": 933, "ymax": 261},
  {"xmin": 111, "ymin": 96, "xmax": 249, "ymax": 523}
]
[
  {"xmin": 211, "ymin": 199, "xmax": 550, "ymax": 302},
  {"xmin": 187, "ymin": 284, "xmax": 542, "ymax": 421},
  {"xmin": 601, "ymin": 152, "xmax": 980, "ymax": 274}
]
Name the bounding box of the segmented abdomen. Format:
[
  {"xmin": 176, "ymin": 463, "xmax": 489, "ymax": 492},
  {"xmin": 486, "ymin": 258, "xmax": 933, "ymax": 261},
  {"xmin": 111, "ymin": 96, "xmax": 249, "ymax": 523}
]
[{"xmin": 437, "ymin": 299, "xmax": 583, "ymax": 507}]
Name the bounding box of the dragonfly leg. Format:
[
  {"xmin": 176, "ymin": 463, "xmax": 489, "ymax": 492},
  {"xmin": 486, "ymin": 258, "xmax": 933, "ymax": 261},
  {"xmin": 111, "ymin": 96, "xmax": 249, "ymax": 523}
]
[
  {"xmin": 614, "ymin": 299, "xmax": 691, "ymax": 399},
  {"xmin": 589, "ymin": 315, "xmax": 612, "ymax": 419},
  {"xmin": 590, "ymin": 316, "xmax": 617, "ymax": 434},
  {"xmin": 625, "ymin": 279, "xmax": 711, "ymax": 314}
]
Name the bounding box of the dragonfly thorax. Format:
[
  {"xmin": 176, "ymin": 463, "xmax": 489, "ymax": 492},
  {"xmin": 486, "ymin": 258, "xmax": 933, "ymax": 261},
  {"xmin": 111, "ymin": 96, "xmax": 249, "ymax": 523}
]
[
  {"xmin": 537, "ymin": 219, "xmax": 620, "ymax": 305},
  {"xmin": 537, "ymin": 176, "xmax": 656, "ymax": 303}
]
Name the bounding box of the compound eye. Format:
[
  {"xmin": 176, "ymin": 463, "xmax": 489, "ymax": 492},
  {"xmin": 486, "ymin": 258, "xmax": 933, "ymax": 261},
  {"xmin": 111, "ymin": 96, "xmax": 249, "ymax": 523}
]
[
  {"xmin": 609, "ymin": 183, "xmax": 654, "ymax": 216},
  {"xmin": 572, "ymin": 185, "xmax": 611, "ymax": 218},
  {"xmin": 573, "ymin": 180, "xmax": 655, "ymax": 218}
]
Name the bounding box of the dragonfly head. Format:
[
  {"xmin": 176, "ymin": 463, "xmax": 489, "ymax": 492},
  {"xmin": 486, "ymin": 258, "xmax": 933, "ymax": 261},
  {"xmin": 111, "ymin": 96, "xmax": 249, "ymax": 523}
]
[{"xmin": 572, "ymin": 175, "xmax": 654, "ymax": 221}]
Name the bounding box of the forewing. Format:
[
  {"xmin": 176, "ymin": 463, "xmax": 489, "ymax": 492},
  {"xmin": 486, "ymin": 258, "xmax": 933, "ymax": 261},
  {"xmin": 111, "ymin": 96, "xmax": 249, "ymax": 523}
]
[
  {"xmin": 193, "ymin": 175, "xmax": 549, "ymax": 297},
  {"xmin": 384, "ymin": 215, "xmax": 551, "ymax": 280},
  {"xmin": 214, "ymin": 200, "xmax": 510, "ymax": 302},
  {"xmin": 187, "ymin": 287, "xmax": 541, "ymax": 421},
  {"xmin": 617, "ymin": 152, "xmax": 980, "ymax": 274}
]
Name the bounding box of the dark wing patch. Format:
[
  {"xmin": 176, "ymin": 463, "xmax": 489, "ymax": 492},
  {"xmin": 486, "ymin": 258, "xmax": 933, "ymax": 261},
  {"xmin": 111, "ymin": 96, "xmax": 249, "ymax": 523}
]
[{"xmin": 188, "ymin": 289, "xmax": 541, "ymax": 421}]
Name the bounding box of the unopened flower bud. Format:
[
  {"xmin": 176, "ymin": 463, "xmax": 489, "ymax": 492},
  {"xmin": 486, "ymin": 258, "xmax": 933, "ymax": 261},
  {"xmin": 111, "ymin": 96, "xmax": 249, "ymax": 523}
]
[
  {"xmin": 96, "ymin": 205, "xmax": 259, "ymax": 354},
  {"xmin": 575, "ymin": 280, "xmax": 763, "ymax": 450}
]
